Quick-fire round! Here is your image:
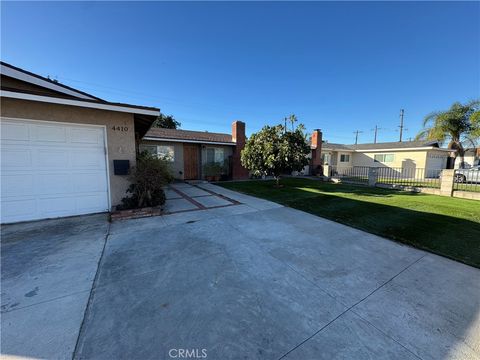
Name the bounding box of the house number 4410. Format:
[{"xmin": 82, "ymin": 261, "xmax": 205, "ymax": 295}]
[{"xmin": 111, "ymin": 126, "xmax": 128, "ymax": 132}]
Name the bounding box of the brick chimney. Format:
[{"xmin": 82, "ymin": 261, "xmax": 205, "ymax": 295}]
[
  {"xmin": 310, "ymin": 129, "xmax": 323, "ymax": 175},
  {"xmin": 231, "ymin": 121, "xmax": 249, "ymax": 180}
]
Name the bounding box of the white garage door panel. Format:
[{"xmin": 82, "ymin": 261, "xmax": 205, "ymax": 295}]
[
  {"xmin": 74, "ymin": 173, "xmax": 107, "ymax": 192},
  {"xmin": 2, "ymin": 175, "xmax": 34, "ymax": 197},
  {"xmin": 1, "ymin": 198, "xmax": 37, "ymax": 218},
  {"xmin": 427, "ymin": 154, "xmax": 447, "ymax": 170},
  {"xmin": 1, "ymin": 148, "xmax": 32, "ymax": 167},
  {"xmin": 1, "ymin": 119, "xmax": 110, "ymax": 223},
  {"xmin": 77, "ymin": 194, "xmax": 109, "ymax": 211},
  {"xmin": 71, "ymin": 128, "xmax": 103, "ymax": 144},
  {"xmin": 35, "ymin": 125, "xmax": 67, "ymax": 142},
  {"xmin": 1, "ymin": 122, "xmax": 29, "ymax": 141},
  {"xmin": 71, "ymin": 150, "xmax": 106, "ymax": 168},
  {"xmin": 39, "ymin": 197, "xmax": 75, "ymax": 215},
  {"xmin": 37, "ymin": 150, "xmax": 70, "ymax": 167},
  {"xmin": 37, "ymin": 173, "xmax": 72, "ymax": 194}
]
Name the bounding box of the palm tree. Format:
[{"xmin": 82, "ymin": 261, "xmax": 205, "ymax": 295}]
[
  {"xmin": 416, "ymin": 100, "xmax": 480, "ymax": 168},
  {"xmin": 288, "ymin": 114, "xmax": 297, "ymax": 132}
]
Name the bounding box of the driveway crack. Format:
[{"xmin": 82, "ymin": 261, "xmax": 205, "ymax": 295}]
[
  {"xmin": 71, "ymin": 222, "xmax": 111, "ymax": 360},
  {"xmin": 277, "ymin": 253, "xmax": 427, "ymax": 360}
]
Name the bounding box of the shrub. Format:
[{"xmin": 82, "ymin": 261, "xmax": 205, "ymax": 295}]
[{"xmin": 118, "ymin": 152, "xmax": 174, "ymax": 210}]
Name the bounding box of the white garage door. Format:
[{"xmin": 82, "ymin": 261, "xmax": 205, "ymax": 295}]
[{"xmin": 1, "ymin": 118, "xmax": 110, "ymax": 223}]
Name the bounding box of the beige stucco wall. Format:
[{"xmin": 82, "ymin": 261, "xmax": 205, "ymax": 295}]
[
  {"xmin": 140, "ymin": 140, "xmax": 185, "ymax": 180},
  {"xmin": 334, "ymin": 151, "xmax": 353, "ymax": 169},
  {"xmin": 1, "ymin": 98, "xmax": 136, "ymax": 207},
  {"xmin": 352, "ymin": 150, "xmax": 429, "ymax": 169},
  {"xmin": 454, "ymin": 149, "xmax": 479, "ymax": 169}
]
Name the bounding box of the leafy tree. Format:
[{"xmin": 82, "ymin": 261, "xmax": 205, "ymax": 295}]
[
  {"xmin": 416, "ymin": 100, "xmax": 480, "ymax": 168},
  {"xmin": 241, "ymin": 123, "xmax": 310, "ymax": 186},
  {"xmin": 152, "ymin": 113, "xmax": 181, "ymax": 129}
]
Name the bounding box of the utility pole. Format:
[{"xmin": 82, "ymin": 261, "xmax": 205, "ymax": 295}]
[
  {"xmin": 371, "ymin": 125, "xmax": 383, "ymax": 144},
  {"xmin": 398, "ymin": 109, "xmax": 405, "ymax": 142},
  {"xmin": 353, "ymin": 130, "xmax": 363, "ymax": 145},
  {"xmin": 284, "ymin": 117, "xmax": 287, "ymax": 134}
]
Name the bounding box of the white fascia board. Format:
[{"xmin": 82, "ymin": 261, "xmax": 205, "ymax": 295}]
[
  {"xmin": 1, "ymin": 64, "xmax": 97, "ymax": 100},
  {"xmin": 1, "ymin": 90, "xmax": 160, "ymax": 116},
  {"xmin": 355, "ymin": 147, "xmax": 454, "ymax": 152},
  {"xmin": 322, "ymin": 148, "xmax": 354, "ymax": 152},
  {"xmin": 143, "ymin": 137, "xmax": 236, "ymax": 146}
]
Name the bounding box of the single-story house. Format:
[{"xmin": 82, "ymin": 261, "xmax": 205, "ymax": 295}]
[
  {"xmin": 1, "ymin": 61, "xmax": 160, "ymax": 223},
  {"xmin": 455, "ymin": 148, "xmax": 480, "ymax": 169},
  {"xmin": 141, "ymin": 122, "xmax": 249, "ymax": 181},
  {"xmin": 320, "ymin": 139, "xmax": 452, "ymax": 178}
]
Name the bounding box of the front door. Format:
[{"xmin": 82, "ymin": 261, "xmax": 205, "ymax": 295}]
[{"xmin": 183, "ymin": 144, "xmax": 199, "ymax": 179}]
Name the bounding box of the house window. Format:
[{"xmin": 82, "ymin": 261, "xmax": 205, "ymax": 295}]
[
  {"xmin": 340, "ymin": 154, "xmax": 350, "ymax": 162},
  {"xmin": 206, "ymin": 147, "xmax": 224, "ymax": 164},
  {"xmin": 139, "ymin": 144, "xmax": 175, "ymax": 161},
  {"xmin": 157, "ymin": 145, "xmax": 175, "ymax": 161},
  {"xmin": 374, "ymin": 154, "xmax": 395, "ymax": 163}
]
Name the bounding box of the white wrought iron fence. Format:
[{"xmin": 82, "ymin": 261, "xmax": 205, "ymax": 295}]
[
  {"xmin": 454, "ymin": 168, "xmax": 480, "ymax": 193},
  {"xmin": 327, "ymin": 166, "xmax": 441, "ymax": 189}
]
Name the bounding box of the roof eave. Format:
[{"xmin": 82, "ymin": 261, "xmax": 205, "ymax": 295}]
[
  {"xmin": 354, "ymin": 146, "xmax": 453, "ymax": 152},
  {"xmin": 1, "ymin": 62, "xmax": 103, "ymax": 101},
  {"xmin": 143, "ymin": 136, "xmax": 236, "ymax": 146},
  {"xmin": 1, "ymin": 90, "xmax": 160, "ymax": 116}
]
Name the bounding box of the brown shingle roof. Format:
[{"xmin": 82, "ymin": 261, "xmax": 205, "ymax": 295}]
[
  {"xmin": 350, "ymin": 140, "xmax": 440, "ymax": 150},
  {"xmin": 145, "ymin": 127, "xmax": 234, "ymax": 144}
]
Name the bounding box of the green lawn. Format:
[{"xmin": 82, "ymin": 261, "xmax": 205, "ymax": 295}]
[{"xmin": 219, "ymin": 178, "xmax": 480, "ymax": 268}]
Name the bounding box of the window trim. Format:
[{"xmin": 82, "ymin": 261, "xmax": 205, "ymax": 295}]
[
  {"xmin": 205, "ymin": 147, "xmax": 225, "ymax": 164},
  {"xmin": 339, "ymin": 154, "xmax": 350, "ymax": 163},
  {"xmin": 374, "ymin": 153, "xmax": 395, "ymax": 163}
]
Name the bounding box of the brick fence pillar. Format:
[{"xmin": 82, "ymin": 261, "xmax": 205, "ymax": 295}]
[
  {"xmin": 440, "ymin": 169, "xmax": 455, "ymax": 196},
  {"xmin": 310, "ymin": 129, "xmax": 323, "ymax": 176},
  {"xmin": 231, "ymin": 121, "xmax": 249, "ymax": 180}
]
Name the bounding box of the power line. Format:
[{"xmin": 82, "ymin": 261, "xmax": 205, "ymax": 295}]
[{"xmin": 53, "ymin": 75, "xmax": 285, "ymax": 118}]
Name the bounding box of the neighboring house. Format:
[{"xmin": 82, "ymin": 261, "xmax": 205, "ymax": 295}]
[
  {"xmin": 321, "ymin": 140, "xmax": 452, "ymax": 178},
  {"xmin": 454, "ymin": 148, "xmax": 480, "ymax": 169},
  {"xmin": 0, "ymin": 61, "xmax": 160, "ymax": 223},
  {"xmin": 141, "ymin": 121, "xmax": 249, "ymax": 181}
]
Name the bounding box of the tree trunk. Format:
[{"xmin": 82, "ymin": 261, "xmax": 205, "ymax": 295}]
[
  {"xmin": 456, "ymin": 143, "xmax": 465, "ymax": 169},
  {"xmin": 275, "ymin": 176, "xmax": 280, "ymax": 187},
  {"xmin": 448, "ymin": 140, "xmax": 465, "ymax": 169}
]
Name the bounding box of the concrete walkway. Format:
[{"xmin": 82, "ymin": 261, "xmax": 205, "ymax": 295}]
[{"xmin": 1, "ymin": 184, "xmax": 479, "ymax": 360}]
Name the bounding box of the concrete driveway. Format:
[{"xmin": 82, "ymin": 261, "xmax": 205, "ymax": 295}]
[{"xmin": 2, "ymin": 183, "xmax": 479, "ymax": 360}]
